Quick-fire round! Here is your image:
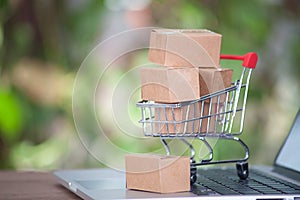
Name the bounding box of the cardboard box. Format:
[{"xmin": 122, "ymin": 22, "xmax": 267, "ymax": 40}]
[
  {"xmin": 199, "ymin": 68, "xmax": 233, "ymax": 103},
  {"xmin": 148, "ymin": 29, "xmax": 222, "ymax": 68},
  {"xmin": 141, "ymin": 66, "xmax": 201, "ymax": 103},
  {"xmin": 141, "ymin": 67, "xmax": 233, "ymax": 104},
  {"xmin": 154, "ymin": 102, "xmax": 217, "ymax": 134},
  {"xmin": 125, "ymin": 154, "xmax": 190, "ymax": 193}
]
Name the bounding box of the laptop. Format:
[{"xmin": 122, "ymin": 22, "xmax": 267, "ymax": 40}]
[{"xmin": 55, "ymin": 109, "xmax": 300, "ymax": 199}]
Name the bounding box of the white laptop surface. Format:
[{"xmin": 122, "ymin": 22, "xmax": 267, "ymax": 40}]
[{"xmin": 55, "ymin": 109, "xmax": 300, "ymax": 199}]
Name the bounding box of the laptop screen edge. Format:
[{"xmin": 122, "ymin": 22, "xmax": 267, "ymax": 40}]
[{"xmin": 273, "ymin": 108, "xmax": 300, "ymax": 181}]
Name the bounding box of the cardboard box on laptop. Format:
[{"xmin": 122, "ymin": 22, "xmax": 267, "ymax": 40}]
[{"xmin": 125, "ymin": 154, "xmax": 190, "ymax": 193}]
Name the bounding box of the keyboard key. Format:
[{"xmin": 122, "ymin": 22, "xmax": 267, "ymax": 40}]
[{"xmin": 192, "ymin": 183, "xmax": 219, "ymax": 195}]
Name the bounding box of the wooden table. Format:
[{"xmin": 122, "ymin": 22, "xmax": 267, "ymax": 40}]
[{"xmin": 0, "ymin": 171, "xmax": 80, "ymax": 200}]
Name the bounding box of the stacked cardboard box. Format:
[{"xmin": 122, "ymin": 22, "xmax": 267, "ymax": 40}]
[
  {"xmin": 141, "ymin": 29, "xmax": 233, "ymax": 134},
  {"xmin": 148, "ymin": 29, "xmax": 221, "ymax": 68}
]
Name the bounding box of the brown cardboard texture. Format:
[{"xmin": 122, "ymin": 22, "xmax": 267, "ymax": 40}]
[
  {"xmin": 141, "ymin": 66, "xmax": 201, "ymax": 103},
  {"xmin": 125, "ymin": 154, "xmax": 190, "ymax": 193},
  {"xmin": 141, "ymin": 67, "xmax": 233, "ymax": 103},
  {"xmin": 149, "ymin": 29, "xmax": 222, "ymax": 68},
  {"xmin": 154, "ymin": 102, "xmax": 217, "ymax": 134},
  {"xmin": 199, "ymin": 68, "xmax": 233, "ymax": 103}
]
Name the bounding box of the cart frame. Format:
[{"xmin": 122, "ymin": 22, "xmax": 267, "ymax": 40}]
[{"xmin": 136, "ymin": 52, "xmax": 258, "ymax": 183}]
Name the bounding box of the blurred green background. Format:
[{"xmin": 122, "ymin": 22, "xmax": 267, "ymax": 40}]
[{"xmin": 0, "ymin": 0, "xmax": 299, "ymax": 170}]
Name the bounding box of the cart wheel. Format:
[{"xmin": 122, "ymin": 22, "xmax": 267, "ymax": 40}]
[
  {"xmin": 190, "ymin": 160, "xmax": 197, "ymax": 185},
  {"xmin": 236, "ymin": 162, "xmax": 249, "ymax": 180}
]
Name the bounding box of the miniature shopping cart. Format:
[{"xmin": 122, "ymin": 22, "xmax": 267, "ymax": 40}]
[{"xmin": 136, "ymin": 52, "xmax": 258, "ymax": 184}]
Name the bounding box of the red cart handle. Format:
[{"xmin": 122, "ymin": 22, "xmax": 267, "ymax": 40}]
[{"xmin": 220, "ymin": 52, "xmax": 258, "ymax": 69}]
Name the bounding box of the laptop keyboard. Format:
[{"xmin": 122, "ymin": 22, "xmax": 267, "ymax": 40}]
[{"xmin": 192, "ymin": 168, "xmax": 300, "ymax": 196}]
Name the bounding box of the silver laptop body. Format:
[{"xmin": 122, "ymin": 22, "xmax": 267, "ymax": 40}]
[{"xmin": 55, "ymin": 109, "xmax": 300, "ymax": 200}]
